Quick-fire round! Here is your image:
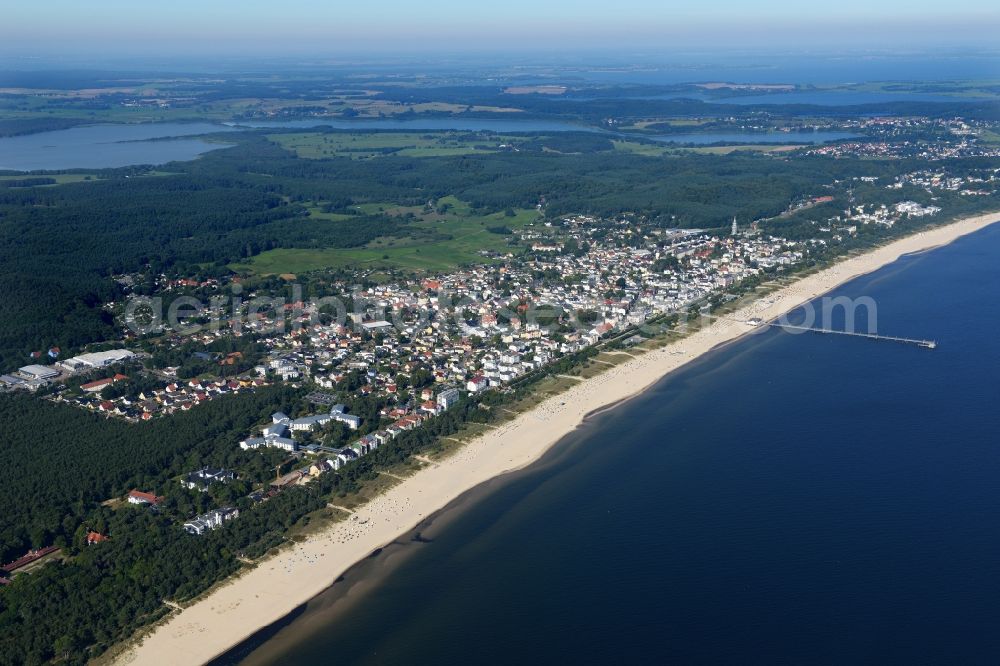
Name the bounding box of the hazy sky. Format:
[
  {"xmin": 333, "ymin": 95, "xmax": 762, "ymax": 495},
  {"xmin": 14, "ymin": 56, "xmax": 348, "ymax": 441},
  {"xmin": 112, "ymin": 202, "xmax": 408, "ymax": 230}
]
[{"xmin": 2, "ymin": 0, "xmax": 998, "ymax": 55}]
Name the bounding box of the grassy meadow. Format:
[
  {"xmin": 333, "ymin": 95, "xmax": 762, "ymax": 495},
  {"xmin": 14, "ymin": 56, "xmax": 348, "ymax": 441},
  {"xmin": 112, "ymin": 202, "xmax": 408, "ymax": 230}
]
[
  {"xmin": 232, "ymin": 196, "xmax": 542, "ymax": 275},
  {"xmin": 267, "ymin": 131, "xmax": 521, "ymax": 159}
]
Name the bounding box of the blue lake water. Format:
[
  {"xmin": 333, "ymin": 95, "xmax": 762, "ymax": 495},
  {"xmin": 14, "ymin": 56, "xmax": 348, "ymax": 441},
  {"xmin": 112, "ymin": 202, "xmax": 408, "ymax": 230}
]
[
  {"xmin": 585, "ymin": 90, "xmax": 994, "ymax": 106},
  {"xmin": 0, "ymin": 122, "xmax": 235, "ymax": 171},
  {"xmin": 0, "ymin": 119, "xmax": 855, "ymax": 170},
  {"xmin": 714, "ymin": 90, "xmax": 995, "ymax": 106},
  {"xmin": 219, "ymin": 220, "xmax": 1000, "ymax": 665}
]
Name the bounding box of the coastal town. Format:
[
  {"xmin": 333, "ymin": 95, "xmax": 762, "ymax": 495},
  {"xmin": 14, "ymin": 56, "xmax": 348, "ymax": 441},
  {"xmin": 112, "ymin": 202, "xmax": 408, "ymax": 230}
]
[
  {"xmin": 2, "ymin": 23, "xmax": 1000, "ymax": 663},
  {"xmin": 4, "ymin": 179, "xmax": 995, "ymax": 545},
  {"xmin": 0, "ymin": 203, "xmax": 820, "ymax": 543},
  {"xmin": 6, "ymin": 163, "xmax": 998, "ymax": 418},
  {"xmin": 0, "ymin": 215, "xmax": 793, "ymax": 518},
  {"xmin": 3, "ymin": 216, "xmax": 812, "ymax": 416}
]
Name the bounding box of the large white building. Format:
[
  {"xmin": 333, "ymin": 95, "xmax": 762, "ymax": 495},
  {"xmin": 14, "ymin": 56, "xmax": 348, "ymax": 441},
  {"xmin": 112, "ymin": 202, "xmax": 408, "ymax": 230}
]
[
  {"xmin": 59, "ymin": 349, "xmax": 135, "ymax": 372},
  {"xmin": 437, "ymin": 388, "xmax": 460, "ymax": 410},
  {"xmin": 17, "ymin": 365, "xmax": 59, "ymax": 381},
  {"xmin": 241, "ymin": 406, "xmax": 362, "ymax": 452},
  {"xmin": 183, "ymin": 507, "xmax": 239, "ymax": 535},
  {"xmin": 240, "ymin": 433, "xmax": 298, "ymax": 452}
]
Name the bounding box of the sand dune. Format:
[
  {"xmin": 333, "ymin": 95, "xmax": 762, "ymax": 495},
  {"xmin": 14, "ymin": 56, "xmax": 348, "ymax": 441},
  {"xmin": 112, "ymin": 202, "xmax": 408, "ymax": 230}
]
[{"xmin": 113, "ymin": 211, "xmax": 1000, "ymax": 666}]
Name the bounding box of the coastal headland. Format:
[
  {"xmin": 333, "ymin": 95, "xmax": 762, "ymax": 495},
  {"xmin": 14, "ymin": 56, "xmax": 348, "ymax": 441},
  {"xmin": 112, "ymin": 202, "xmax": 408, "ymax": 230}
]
[{"xmin": 112, "ymin": 211, "xmax": 1000, "ymax": 666}]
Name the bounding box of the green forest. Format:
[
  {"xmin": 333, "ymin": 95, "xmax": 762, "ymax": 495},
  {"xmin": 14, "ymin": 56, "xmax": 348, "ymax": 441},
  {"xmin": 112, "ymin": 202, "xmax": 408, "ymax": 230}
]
[{"xmin": 0, "ymin": 386, "xmax": 505, "ymax": 666}]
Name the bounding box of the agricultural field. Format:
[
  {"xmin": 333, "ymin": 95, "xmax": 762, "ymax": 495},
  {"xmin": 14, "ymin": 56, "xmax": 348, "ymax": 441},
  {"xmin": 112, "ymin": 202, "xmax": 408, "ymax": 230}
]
[
  {"xmin": 0, "ymin": 173, "xmax": 99, "ymax": 185},
  {"xmin": 228, "ymin": 93, "xmax": 518, "ymax": 119},
  {"xmin": 267, "ymin": 131, "xmax": 521, "ymax": 159},
  {"xmin": 0, "ymin": 93, "xmax": 239, "ymax": 124},
  {"xmin": 685, "ymin": 144, "xmax": 802, "ymax": 155},
  {"xmin": 232, "ymin": 196, "xmax": 542, "ymax": 274},
  {"xmin": 335, "ymin": 98, "xmax": 521, "ymax": 116},
  {"xmin": 620, "ymin": 118, "xmax": 711, "ymax": 130},
  {"xmin": 611, "ymin": 140, "xmax": 673, "ymax": 156},
  {"xmin": 978, "ymin": 129, "xmax": 1000, "ymax": 145},
  {"xmin": 303, "ymin": 204, "xmax": 355, "ymax": 222},
  {"xmin": 611, "ymin": 139, "xmax": 799, "ymax": 156},
  {"xmin": 0, "ymin": 86, "xmax": 521, "ymax": 132}
]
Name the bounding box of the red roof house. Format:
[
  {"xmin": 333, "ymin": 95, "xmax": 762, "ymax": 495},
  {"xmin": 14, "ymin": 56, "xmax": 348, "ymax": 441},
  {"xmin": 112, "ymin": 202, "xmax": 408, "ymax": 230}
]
[
  {"xmin": 126, "ymin": 490, "xmax": 163, "ymax": 506},
  {"xmin": 86, "ymin": 531, "xmax": 109, "ymax": 545}
]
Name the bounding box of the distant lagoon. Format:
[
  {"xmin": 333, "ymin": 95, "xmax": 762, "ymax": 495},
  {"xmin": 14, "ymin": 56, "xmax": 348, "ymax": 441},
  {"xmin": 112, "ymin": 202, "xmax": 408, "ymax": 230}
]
[
  {"xmin": 558, "ymin": 90, "xmax": 994, "ymax": 106},
  {"xmin": 0, "ymin": 122, "xmax": 236, "ymax": 171},
  {"xmin": 0, "ymin": 119, "xmax": 854, "ymax": 171},
  {"xmin": 714, "ymin": 90, "xmax": 995, "ymax": 106}
]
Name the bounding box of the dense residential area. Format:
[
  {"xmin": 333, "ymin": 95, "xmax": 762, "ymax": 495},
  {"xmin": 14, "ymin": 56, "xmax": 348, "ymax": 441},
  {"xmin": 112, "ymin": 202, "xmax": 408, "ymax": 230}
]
[{"xmin": 0, "ymin": 215, "xmax": 816, "ymax": 546}]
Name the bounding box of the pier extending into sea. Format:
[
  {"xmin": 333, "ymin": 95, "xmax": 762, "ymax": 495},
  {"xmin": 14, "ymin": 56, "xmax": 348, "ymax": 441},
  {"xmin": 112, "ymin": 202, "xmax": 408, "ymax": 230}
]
[
  {"xmin": 760, "ymin": 322, "xmax": 937, "ymax": 349},
  {"xmin": 705, "ymin": 314, "xmax": 938, "ymax": 349}
]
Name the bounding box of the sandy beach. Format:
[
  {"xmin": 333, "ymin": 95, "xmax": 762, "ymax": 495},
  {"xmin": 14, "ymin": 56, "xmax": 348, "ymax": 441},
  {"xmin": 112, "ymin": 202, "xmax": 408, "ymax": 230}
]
[{"xmin": 113, "ymin": 211, "xmax": 1000, "ymax": 666}]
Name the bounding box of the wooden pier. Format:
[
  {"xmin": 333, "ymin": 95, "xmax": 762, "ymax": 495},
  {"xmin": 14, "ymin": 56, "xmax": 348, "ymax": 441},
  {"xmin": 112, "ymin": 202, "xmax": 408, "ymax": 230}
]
[
  {"xmin": 761, "ymin": 322, "xmax": 937, "ymax": 349},
  {"xmin": 698, "ymin": 313, "xmax": 938, "ymax": 350}
]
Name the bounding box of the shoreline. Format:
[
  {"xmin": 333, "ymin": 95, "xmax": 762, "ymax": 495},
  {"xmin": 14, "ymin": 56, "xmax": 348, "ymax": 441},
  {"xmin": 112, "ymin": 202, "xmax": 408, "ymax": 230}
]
[{"xmin": 112, "ymin": 211, "xmax": 1000, "ymax": 666}]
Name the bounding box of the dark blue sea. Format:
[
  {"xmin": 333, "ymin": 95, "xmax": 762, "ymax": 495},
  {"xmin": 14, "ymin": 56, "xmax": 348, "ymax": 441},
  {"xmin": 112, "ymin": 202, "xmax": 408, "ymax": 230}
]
[{"xmin": 223, "ymin": 221, "xmax": 1000, "ymax": 666}]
